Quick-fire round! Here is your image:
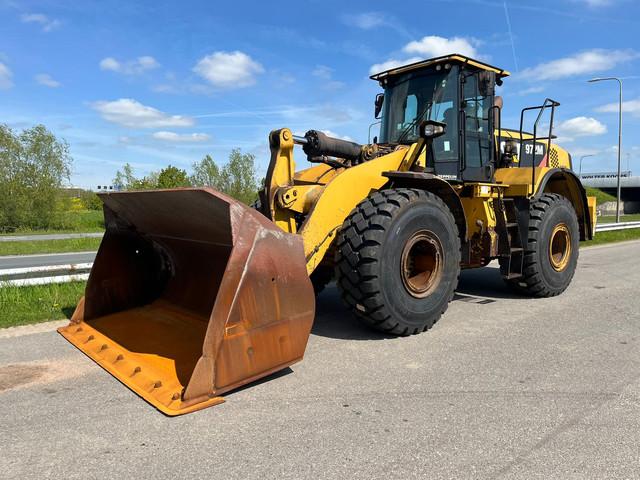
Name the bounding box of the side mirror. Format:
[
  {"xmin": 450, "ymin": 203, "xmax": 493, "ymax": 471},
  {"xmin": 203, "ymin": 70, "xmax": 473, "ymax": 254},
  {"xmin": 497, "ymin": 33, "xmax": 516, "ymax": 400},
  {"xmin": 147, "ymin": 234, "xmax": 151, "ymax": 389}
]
[
  {"xmin": 478, "ymin": 71, "xmax": 494, "ymax": 96},
  {"xmin": 374, "ymin": 93, "xmax": 384, "ymax": 119},
  {"xmin": 419, "ymin": 120, "xmax": 446, "ymax": 140}
]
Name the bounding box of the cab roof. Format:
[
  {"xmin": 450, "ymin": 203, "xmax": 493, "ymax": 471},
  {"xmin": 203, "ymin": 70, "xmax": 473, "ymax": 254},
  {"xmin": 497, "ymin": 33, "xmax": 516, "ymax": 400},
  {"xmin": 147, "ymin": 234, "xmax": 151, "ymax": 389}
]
[{"xmin": 369, "ymin": 54, "xmax": 511, "ymax": 82}]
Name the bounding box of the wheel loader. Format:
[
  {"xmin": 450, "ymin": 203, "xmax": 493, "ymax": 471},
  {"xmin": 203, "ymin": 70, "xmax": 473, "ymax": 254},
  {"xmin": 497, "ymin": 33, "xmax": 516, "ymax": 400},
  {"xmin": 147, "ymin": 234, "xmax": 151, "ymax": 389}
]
[{"xmin": 58, "ymin": 54, "xmax": 596, "ymax": 415}]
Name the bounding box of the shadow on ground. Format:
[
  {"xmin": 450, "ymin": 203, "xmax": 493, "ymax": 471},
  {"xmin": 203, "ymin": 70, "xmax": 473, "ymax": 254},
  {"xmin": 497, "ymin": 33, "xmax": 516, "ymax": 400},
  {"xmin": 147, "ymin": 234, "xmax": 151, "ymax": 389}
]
[
  {"xmin": 225, "ymin": 367, "xmax": 294, "ymax": 399},
  {"xmin": 456, "ymin": 265, "xmax": 523, "ymax": 300},
  {"xmin": 311, "ymin": 265, "xmax": 526, "ymax": 341}
]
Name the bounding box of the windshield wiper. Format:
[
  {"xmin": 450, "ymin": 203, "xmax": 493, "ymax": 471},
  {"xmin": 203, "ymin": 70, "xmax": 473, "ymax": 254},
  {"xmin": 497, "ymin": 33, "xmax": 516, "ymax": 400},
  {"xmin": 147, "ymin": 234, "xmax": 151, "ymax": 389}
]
[{"xmin": 396, "ymin": 101, "xmax": 433, "ymax": 144}]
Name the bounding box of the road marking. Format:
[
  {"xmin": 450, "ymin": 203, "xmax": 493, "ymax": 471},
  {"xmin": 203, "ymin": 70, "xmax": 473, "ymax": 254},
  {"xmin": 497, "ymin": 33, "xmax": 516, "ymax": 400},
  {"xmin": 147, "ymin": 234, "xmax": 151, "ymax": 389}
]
[{"xmin": 453, "ymin": 293, "xmax": 496, "ymax": 304}]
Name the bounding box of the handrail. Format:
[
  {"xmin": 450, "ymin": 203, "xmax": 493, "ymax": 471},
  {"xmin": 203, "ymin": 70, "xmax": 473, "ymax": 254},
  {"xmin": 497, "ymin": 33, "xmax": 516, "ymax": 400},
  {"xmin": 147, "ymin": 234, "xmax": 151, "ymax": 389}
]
[
  {"xmin": 518, "ymin": 98, "xmax": 560, "ymax": 194},
  {"xmin": 490, "ymin": 104, "xmax": 501, "ymax": 168}
]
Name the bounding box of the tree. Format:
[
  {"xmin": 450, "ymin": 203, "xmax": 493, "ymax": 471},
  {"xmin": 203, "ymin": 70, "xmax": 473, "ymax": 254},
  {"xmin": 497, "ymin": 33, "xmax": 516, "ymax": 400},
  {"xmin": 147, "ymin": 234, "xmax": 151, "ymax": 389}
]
[
  {"xmin": 190, "ymin": 154, "xmax": 221, "ymax": 188},
  {"xmin": 218, "ymin": 149, "xmax": 259, "ymax": 204},
  {"xmin": 156, "ymin": 165, "xmax": 191, "ymax": 188},
  {"xmin": 0, "ymin": 124, "xmax": 72, "ymax": 231},
  {"xmin": 113, "ymin": 164, "xmax": 161, "ymax": 190},
  {"xmin": 78, "ymin": 190, "xmax": 103, "ymax": 210},
  {"xmin": 113, "ymin": 163, "xmax": 138, "ymax": 190},
  {"xmin": 111, "ymin": 150, "xmax": 258, "ymax": 203}
]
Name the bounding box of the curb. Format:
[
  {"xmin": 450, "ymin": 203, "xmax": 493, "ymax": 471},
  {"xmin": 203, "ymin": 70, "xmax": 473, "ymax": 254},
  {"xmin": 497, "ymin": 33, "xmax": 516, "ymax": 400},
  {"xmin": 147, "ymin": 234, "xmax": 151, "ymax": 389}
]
[
  {"xmin": 581, "ymin": 238, "xmax": 640, "ymax": 250},
  {"xmin": 0, "ymin": 319, "xmax": 69, "ymax": 339}
]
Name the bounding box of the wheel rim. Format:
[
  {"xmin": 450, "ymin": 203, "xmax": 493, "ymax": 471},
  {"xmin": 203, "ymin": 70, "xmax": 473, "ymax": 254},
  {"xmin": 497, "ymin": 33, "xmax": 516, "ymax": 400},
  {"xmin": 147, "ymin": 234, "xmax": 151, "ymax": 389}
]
[
  {"xmin": 549, "ymin": 223, "xmax": 571, "ymax": 272},
  {"xmin": 400, "ymin": 230, "xmax": 443, "ymax": 298}
]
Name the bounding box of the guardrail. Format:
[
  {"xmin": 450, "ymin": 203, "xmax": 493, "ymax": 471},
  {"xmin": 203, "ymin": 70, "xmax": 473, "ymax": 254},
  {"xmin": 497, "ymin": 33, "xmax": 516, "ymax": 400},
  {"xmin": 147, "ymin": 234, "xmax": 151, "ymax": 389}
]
[
  {"xmin": 595, "ymin": 221, "xmax": 640, "ymax": 232},
  {"xmin": 0, "ymin": 263, "xmax": 92, "ymax": 287},
  {"xmin": 0, "ymin": 222, "xmax": 639, "ymax": 287},
  {"xmin": 0, "ymin": 232, "xmax": 103, "ymax": 242}
]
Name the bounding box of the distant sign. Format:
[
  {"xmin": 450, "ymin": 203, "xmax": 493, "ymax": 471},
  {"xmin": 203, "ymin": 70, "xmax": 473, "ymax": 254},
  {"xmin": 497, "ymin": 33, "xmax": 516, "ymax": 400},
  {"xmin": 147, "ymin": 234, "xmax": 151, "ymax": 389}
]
[{"xmin": 579, "ymin": 171, "xmax": 631, "ymax": 180}]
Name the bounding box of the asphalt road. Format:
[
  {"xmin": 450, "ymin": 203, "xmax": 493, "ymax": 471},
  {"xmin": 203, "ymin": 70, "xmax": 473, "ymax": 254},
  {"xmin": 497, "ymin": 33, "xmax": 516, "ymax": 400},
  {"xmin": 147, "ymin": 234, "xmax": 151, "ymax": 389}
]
[
  {"xmin": 1, "ymin": 241, "xmax": 639, "ymax": 479},
  {"xmin": 0, "ymin": 251, "xmax": 96, "ymax": 270}
]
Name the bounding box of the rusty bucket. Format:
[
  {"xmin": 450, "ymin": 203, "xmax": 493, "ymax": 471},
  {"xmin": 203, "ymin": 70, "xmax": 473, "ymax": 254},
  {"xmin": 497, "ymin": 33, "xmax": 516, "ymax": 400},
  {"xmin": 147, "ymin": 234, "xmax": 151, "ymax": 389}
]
[{"xmin": 58, "ymin": 188, "xmax": 315, "ymax": 415}]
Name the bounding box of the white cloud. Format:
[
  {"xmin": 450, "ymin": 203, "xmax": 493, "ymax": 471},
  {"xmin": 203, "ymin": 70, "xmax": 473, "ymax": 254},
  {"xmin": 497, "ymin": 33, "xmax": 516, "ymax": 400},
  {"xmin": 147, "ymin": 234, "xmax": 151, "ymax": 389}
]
[
  {"xmin": 520, "ymin": 49, "xmax": 637, "ymax": 81},
  {"xmin": 596, "ymin": 97, "xmax": 640, "ymax": 117},
  {"xmin": 341, "ymin": 12, "xmax": 386, "ymax": 29},
  {"xmin": 91, "ymin": 99, "xmax": 195, "ymax": 128},
  {"xmin": 99, "ymin": 56, "xmax": 160, "ymax": 75},
  {"xmin": 556, "ymin": 116, "xmax": 607, "ymax": 142},
  {"xmin": 312, "ymin": 65, "xmax": 345, "ymax": 90},
  {"xmin": 403, "ymin": 35, "xmax": 479, "ymax": 58},
  {"xmin": 370, "ymin": 57, "xmax": 422, "ymax": 75},
  {"xmin": 35, "ymin": 73, "xmax": 61, "ymax": 88},
  {"xmin": 20, "ymin": 13, "xmax": 61, "ymax": 32},
  {"xmin": 0, "ymin": 62, "xmax": 13, "ymax": 89},
  {"xmin": 193, "ymin": 51, "xmax": 264, "ymax": 89},
  {"xmin": 312, "ymin": 65, "xmax": 333, "ymax": 80},
  {"xmin": 514, "ymin": 86, "xmax": 544, "ymax": 96},
  {"xmin": 321, "ymin": 130, "xmax": 354, "ymax": 142},
  {"xmin": 152, "ymin": 131, "xmax": 210, "ymax": 142},
  {"xmin": 575, "ymin": 0, "xmax": 614, "ymax": 6},
  {"xmin": 369, "ymin": 35, "xmax": 480, "ymax": 75}
]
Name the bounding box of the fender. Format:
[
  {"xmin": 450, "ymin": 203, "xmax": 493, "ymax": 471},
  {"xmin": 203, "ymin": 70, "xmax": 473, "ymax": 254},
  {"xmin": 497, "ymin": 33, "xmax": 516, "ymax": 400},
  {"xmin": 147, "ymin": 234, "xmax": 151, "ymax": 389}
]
[
  {"xmin": 535, "ymin": 168, "xmax": 593, "ymax": 240},
  {"xmin": 381, "ymin": 171, "xmax": 468, "ymax": 242}
]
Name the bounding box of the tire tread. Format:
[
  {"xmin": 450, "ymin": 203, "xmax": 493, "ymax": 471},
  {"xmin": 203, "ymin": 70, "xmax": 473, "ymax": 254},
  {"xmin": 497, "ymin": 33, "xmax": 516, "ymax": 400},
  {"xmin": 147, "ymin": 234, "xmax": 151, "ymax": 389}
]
[{"xmin": 335, "ymin": 188, "xmax": 461, "ymax": 335}]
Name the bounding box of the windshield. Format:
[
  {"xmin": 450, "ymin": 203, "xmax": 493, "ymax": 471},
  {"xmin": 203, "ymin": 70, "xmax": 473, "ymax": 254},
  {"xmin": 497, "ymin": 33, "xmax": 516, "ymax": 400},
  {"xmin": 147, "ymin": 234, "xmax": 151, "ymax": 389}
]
[{"xmin": 379, "ymin": 68, "xmax": 457, "ymax": 145}]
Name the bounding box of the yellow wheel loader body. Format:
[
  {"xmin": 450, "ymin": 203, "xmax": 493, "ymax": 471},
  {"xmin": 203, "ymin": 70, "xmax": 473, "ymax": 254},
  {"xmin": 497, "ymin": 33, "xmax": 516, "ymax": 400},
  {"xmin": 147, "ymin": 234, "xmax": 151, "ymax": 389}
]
[{"xmin": 58, "ymin": 54, "xmax": 595, "ymax": 415}]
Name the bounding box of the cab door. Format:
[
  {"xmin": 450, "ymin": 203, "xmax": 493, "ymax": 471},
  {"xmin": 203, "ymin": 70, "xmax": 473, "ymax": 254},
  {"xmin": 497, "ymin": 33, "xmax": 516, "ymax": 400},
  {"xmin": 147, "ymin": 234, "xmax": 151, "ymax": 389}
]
[{"xmin": 460, "ymin": 71, "xmax": 495, "ymax": 183}]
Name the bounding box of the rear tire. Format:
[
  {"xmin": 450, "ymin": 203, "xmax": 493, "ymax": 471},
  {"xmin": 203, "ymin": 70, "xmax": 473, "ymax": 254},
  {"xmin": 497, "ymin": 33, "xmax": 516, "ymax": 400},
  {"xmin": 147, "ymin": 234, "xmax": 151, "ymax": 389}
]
[
  {"xmin": 505, "ymin": 193, "xmax": 579, "ymax": 297},
  {"xmin": 335, "ymin": 188, "xmax": 461, "ymax": 336}
]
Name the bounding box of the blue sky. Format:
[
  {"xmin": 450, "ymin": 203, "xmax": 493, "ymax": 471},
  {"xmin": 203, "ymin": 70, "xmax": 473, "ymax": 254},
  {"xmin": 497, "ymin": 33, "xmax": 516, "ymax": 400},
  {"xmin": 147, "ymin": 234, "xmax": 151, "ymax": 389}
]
[{"xmin": 2, "ymin": 0, "xmax": 640, "ymax": 188}]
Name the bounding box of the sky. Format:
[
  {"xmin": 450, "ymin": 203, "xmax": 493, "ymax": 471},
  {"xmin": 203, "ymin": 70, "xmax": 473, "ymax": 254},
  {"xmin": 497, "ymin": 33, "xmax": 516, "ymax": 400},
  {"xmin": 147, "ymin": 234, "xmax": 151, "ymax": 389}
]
[{"xmin": 1, "ymin": 0, "xmax": 640, "ymax": 189}]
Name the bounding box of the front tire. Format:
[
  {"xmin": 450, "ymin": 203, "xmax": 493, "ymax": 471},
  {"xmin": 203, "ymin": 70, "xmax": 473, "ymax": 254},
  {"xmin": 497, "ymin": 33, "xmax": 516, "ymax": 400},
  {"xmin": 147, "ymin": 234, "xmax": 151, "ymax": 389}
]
[
  {"xmin": 506, "ymin": 193, "xmax": 579, "ymax": 297},
  {"xmin": 335, "ymin": 188, "xmax": 461, "ymax": 336}
]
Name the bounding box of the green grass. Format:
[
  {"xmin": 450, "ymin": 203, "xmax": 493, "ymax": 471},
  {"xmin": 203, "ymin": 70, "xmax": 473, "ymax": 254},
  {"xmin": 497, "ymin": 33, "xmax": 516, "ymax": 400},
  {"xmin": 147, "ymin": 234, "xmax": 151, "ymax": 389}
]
[
  {"xmin": 585, "ymin": 187, "xmax": 616, "ymax": 205},
  {"xmin": 0, "ymin": 281, "xmax": 86, "ymax": 328},
  {"xmin": 598, "ymin": 213, "xmax": 640, "ymax": 224},
  {"xmin": 582, "ymin": 227, "xmax": 640, "ymax": 246},
  {"xmin": 59, "ymin": 209, "xmax": 104, "ymax": 232},
  {"xmin": 0, "ymin": 209, "xmax": 104, "ymax": 236},
  {"xmin": 0, "ymin": 237, "xmax": 101, "ymax": 256}
]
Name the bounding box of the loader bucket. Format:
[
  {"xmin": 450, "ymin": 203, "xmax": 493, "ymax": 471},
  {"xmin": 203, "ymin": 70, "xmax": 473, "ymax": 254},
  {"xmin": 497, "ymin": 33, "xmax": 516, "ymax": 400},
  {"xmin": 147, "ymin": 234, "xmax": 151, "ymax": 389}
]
[{"xmin": 58, "ymin": 188, "xmax": 315, "ymax": 415}]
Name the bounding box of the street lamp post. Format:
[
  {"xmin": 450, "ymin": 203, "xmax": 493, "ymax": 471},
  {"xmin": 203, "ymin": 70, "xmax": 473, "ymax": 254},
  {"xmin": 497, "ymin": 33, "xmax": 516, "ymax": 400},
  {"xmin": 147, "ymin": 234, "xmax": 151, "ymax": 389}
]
[
  {"xmin": 589, "ymin": 77, "xmax": 623, "ymax": 222},
  {"xmin": 579, "ymin": 154, "xmax": 594, "ymax": 176}
]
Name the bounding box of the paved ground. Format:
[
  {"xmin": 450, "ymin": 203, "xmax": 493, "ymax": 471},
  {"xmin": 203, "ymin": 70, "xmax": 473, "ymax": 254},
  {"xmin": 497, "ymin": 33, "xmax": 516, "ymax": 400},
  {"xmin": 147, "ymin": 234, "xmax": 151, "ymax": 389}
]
[
  {"xmin": 1, "ymin": 241, "xmax": 639, "ymax": 479},
  {"xmin": 0, "ymin": 232, "xmax": 103, "ymax": 242},
  {"xmin": 0, "ymin": 251, "xmax": 96, "ymax": 269}
]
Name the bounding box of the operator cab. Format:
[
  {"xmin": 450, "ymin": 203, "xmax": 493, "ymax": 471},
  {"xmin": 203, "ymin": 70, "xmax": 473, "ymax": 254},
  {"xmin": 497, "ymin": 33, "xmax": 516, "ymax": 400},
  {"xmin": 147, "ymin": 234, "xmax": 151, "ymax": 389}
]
[{"xmin": 371, "ymin": 54, "xmax": 510, "ymax": 183}]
